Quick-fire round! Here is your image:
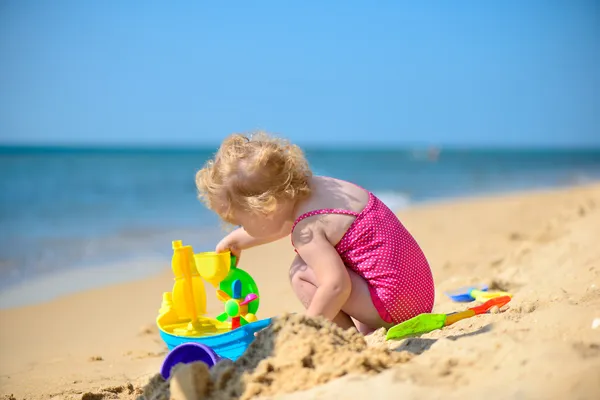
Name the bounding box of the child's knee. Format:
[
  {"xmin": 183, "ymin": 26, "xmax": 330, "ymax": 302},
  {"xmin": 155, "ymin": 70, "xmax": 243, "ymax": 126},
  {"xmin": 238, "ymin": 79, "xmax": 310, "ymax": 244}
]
[
  {"xmin": 288, "ymin": 255, "xmax": 317, "ymax": 307},
  {"xmin": 288, "ymin": 254, "xmax": 308, "ymax": 284},
  {"xmin": 289, "ymin": 271, "xmax": 303, "ymax": 290}
]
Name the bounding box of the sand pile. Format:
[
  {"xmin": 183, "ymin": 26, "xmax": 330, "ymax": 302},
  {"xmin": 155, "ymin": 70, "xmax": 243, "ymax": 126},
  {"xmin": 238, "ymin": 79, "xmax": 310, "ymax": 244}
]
[{"xmin": 139, "ymin": 313, "xmax": 412, "ymax": 400}]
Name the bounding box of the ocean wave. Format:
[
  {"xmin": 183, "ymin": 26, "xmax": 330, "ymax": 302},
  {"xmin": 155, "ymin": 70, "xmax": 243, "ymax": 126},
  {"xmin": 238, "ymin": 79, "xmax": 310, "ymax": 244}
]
[{"xmin": 373, "ymin": 191, "xmax": 412, "ymax": 210}]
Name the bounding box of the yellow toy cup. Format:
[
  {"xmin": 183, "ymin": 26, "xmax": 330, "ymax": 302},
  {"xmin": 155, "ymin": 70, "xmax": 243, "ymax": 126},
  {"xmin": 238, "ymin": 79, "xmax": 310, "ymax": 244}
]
[{"xmin": 194, "ymin": 251, "xmax": 233, "ymax": 288}]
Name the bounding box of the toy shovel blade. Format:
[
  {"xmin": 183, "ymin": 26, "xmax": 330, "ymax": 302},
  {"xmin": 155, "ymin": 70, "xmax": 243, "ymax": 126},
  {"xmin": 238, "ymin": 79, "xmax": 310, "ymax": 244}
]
[
  {"xmin": 385, "ymin": 313, "xmax": 447, "ymax": 340},
  {"xmin": 445, "ymin": 284, "xmax": 488, "ymax": 302}
]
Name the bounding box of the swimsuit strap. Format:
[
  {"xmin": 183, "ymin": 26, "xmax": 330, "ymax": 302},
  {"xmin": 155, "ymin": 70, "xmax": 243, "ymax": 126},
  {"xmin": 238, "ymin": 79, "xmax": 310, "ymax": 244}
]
[
  {"xmin": 291, "ymin": 208, "xmax": 360, "ymax": 235},
  {"xmin": 290, "ymin": 192, "xmax": 374, "ymax": 248}
]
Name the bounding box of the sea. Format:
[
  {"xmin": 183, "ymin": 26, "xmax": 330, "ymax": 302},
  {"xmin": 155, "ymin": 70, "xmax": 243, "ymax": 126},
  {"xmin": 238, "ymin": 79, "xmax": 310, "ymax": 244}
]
[{"xmin": 1, "ymin": 146, "xmax": 599, "ymax": 308}]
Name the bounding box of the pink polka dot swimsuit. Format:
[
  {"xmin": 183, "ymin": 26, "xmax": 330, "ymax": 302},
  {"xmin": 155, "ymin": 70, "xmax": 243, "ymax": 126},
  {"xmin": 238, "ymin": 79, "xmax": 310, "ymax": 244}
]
[{"xmin": 291, "ymin": 190, "xmax": 435, "ymax": 324}]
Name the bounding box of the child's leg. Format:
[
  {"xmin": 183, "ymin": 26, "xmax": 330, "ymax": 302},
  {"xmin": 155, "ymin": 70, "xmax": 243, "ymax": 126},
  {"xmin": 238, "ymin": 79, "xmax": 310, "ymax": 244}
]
[
  {"xmin": 289, "ymin": 255, "xmax": 355, "ymax": 330},
  {"xmin": 289, "ymin": 255, "xmax": 394, "ymax": 333}
]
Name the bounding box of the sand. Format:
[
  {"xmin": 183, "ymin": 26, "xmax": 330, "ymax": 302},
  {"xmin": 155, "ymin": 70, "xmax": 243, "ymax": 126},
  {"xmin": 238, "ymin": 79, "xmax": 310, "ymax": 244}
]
[
  {"xmin": 140, "ymin": 313, "xmax": 413, "ymax": 400},
  {"xmin": 1, "ymin": 183, "xmax": 600, "ymax": 399}
]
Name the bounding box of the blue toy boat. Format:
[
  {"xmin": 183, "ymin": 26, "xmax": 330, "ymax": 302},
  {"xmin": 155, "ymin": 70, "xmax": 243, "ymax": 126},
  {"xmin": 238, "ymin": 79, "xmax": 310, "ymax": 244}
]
[
  {"xmin": 157, "ymin": 241, "xmax": 273, "ymax": 364},
  {"xmin": 159, "ymin": 317, "xmax": 272, "ymax": 361}
]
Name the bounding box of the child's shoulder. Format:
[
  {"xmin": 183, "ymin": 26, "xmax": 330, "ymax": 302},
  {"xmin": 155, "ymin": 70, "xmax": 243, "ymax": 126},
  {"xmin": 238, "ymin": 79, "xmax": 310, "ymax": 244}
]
[
  {"xmin": 303, "ymin": 176, "xmax": 370, "ymax": 212},
  {"xmin": 291, "ymin": 176, "xmax": 370, "ymax": 246}
]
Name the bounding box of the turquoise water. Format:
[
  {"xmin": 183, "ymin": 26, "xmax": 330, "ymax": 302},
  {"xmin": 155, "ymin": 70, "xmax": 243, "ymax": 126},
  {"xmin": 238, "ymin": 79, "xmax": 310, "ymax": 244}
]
[{"xmin": 1, "ymin": 146, "xmax": 599, "ymax": 301}]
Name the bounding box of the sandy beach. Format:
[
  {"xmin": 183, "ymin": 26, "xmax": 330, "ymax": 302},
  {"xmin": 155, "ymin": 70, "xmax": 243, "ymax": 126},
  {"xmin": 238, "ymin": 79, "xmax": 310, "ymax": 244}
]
[{"xmin": 1, "ymin": 183, "xmax": 599, "ymax": 399}]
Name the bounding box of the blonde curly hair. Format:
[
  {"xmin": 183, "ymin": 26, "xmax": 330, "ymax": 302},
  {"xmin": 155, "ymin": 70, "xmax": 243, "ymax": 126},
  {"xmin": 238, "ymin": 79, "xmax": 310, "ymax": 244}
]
[{"xmin": 195, "ymin": 131, "xmax": 312, "ymax": 223}]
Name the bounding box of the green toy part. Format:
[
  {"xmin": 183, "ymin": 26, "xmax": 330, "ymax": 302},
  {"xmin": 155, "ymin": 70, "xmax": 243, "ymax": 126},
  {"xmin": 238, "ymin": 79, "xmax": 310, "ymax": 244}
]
[
  {"xmin": 219, "ymin": 267, "xmax": 260, "ymax": 315},
  {"xmin": 385, "ymin": 313, "xmax": 447, "ymax": 340},
  {"xmin": 225, "ymin": 300, "xmax": 239, "ymax": 316}
]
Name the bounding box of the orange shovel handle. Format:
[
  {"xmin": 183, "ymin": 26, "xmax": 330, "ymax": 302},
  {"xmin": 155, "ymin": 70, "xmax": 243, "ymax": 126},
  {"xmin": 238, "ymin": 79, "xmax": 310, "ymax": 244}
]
[
  {"xmin": 445, "ymin": 309, "xmax": 476, "ymax": 326},
  {"xmin": 444, "ymin": 296, "xmax": 512, "ymax": 327},
  {"xmin": 469, "ymin": 296, "xmax": 511, "ymax": 315}
]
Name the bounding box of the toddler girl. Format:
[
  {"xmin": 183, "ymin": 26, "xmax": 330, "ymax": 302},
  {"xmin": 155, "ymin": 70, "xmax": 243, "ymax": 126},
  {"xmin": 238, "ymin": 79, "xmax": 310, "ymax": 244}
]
[{"xmin": 195, "ymin": 132, "xmax": 434, "ymax": 334}]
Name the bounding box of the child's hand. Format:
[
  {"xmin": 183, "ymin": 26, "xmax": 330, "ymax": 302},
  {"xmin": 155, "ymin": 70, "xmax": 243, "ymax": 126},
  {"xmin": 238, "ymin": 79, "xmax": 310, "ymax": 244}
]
[
  {"xmin": 215, "ymin": 226, "xmax": 279, "ymax": 266},
  {"xmin": 216, "ymin": 235, "xmax": 242, "ymax": 265}
]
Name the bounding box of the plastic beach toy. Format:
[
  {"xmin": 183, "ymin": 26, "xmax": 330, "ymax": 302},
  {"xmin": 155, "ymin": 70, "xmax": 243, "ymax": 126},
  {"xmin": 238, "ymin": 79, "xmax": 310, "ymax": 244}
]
[
  {"xmin": 159, "ymin": 316, "xmax": 272, "ymax": 361},
  {"xmin": 445, "ymin": 284, "xmax": 512, "ymax": 302},
  {"xmin": 156, "ymin": 240, "xmax": 272, "ymax": 362},
  {"xmin": 219, "ymin": 261, "xmax": 260, "ymax": 315},
  {"xmin": 444, "ymin": 284, "xmax": 488, "ymax": 302},
  {"xmin": 385, "ymin": 296, "xmax": 512, "ymax": 341},
  {"xmin": 216, "ymin": 279, "xmax": 259, "ymax": 329},
  {"xmin": 161, "ymin": 342, "xmax": 227, "ymax": 380},
  {"xmin": 467, "ymin": 289, "xmax": 512, "ymax": 302},
  {"xmin": 193, "ymin": 251, "xmax": 233, "ymax": 288},
  {"xmin": 157, "ymin": 241, "xmax": 229, "ymax": 338}
]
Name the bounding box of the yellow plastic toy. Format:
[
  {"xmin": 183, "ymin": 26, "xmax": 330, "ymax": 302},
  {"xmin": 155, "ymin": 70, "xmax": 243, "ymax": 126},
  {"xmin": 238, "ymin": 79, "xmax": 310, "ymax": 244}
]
[
  {"xmin": 157, "ymin": 239, "xmax": 272, "ymax": 363},
  {"xmin": 193, "ymin": 250, "xmax": 232, "ymax": 288},
  {"xmin": 157, "ymin": 240, "xmax": 264, "ymax": 341},
  {"xmin": 157, "ymin": 240, "xmax": 231, "ymax": 337}
]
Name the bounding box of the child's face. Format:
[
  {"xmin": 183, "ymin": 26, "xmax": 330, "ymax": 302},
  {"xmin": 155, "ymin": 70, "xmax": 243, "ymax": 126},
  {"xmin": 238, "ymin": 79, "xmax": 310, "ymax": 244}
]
[{"xmin": 233, "ymin": 202, "xmax": 294, "ymax": 239}]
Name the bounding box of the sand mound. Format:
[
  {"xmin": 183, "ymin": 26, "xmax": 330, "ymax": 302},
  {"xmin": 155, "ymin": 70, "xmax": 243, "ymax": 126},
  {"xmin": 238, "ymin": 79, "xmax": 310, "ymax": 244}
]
[{"xmin": 139, "ymin": 314, "xmax": 412, "ymax": 400}]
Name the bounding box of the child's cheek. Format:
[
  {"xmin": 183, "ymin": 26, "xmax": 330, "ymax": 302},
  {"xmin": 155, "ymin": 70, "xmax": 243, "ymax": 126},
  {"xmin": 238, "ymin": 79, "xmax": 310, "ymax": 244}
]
[
  {"xmin": 258, "ymin": 217, "xmax": 279, "ymax": 237},
  {"xmin": 245, "ymin": 222, "xmax": 270, "ymax": 238}
]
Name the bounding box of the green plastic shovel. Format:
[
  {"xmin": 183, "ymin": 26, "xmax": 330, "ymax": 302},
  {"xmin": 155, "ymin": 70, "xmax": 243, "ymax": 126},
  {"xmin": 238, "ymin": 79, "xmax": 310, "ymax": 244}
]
[{"xmin": 385, "ymin": 296, "xmax": 511, "ymax": 341}]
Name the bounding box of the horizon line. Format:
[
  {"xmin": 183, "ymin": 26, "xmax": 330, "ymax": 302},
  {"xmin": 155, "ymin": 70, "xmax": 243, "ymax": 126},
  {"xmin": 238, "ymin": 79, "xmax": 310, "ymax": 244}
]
[{"xmin": 1, "ymin": 142, "xmax": 600, "ymax": 153}]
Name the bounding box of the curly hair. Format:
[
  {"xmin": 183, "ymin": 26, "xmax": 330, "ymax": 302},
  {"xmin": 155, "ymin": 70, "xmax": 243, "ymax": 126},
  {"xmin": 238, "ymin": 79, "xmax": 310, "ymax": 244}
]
[{"xmin": 195, "ymin": 131, "xmax": 312, "ymax": 223}]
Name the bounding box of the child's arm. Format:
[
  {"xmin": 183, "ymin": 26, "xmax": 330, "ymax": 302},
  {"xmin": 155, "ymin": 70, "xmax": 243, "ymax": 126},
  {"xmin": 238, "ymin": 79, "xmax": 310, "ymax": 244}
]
[
  {"xmin": 292, "ymin": 221, "xmax": 352, "ymax": 320},
  {"xmin": 215, "ymin": 227, "xmax": 285, "ymax": 258}
]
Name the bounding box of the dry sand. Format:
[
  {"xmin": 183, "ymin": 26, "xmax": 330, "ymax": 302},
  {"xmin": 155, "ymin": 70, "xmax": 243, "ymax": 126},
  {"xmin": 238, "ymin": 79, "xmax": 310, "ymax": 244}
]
[{"xmin": 1, "ymin": 183, "xmax": 600, "ymax": 399}]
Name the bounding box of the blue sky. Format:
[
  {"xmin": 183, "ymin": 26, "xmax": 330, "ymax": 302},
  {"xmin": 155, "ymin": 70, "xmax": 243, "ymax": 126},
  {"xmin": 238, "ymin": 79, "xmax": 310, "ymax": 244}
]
[{"xmin": 1, "ymin": 1, "xmax": 599, "ymax": 148}]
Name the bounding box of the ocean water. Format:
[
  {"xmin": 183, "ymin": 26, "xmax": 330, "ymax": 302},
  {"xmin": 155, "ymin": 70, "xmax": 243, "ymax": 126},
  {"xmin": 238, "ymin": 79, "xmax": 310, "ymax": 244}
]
[{"xmin": 1, "ymin": 146, "xmax": 599, "ymax": 306}]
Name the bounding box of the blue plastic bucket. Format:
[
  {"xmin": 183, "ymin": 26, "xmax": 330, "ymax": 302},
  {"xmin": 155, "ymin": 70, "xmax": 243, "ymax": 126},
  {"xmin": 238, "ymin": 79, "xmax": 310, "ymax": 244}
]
[{"xmin": 161, "ymin": 342, "xmax": 226, "ymax": 380}]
